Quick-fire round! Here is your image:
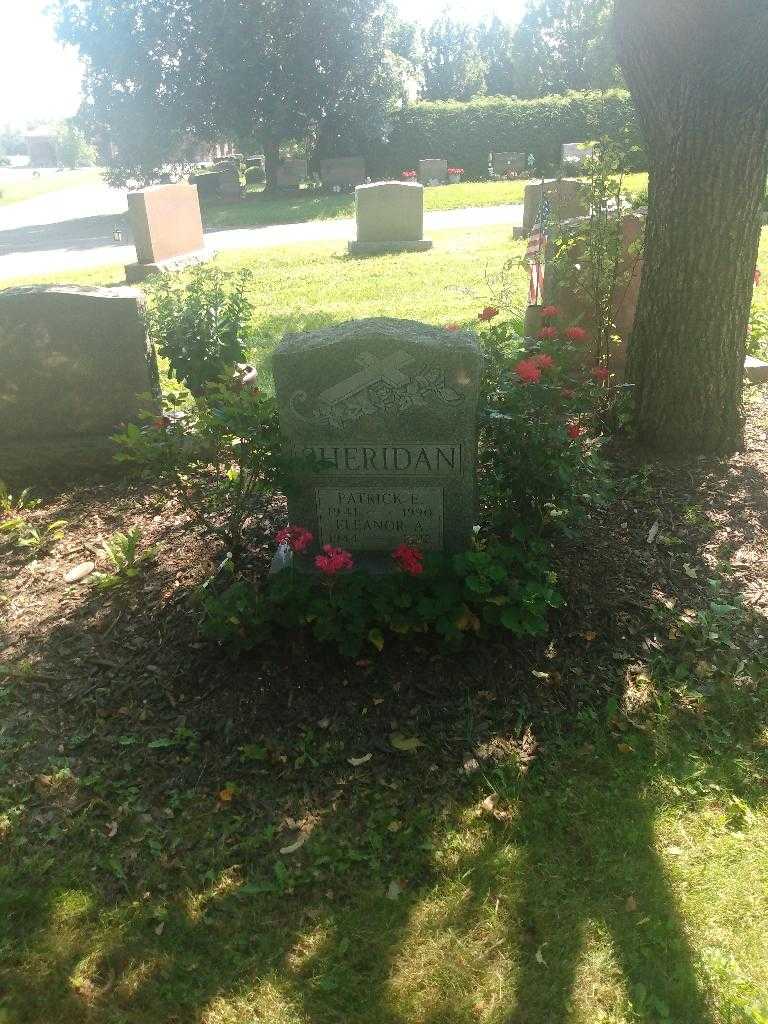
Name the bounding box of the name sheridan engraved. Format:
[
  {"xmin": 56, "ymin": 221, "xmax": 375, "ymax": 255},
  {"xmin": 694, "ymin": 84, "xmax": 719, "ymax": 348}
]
[{"xmin": 296, "ymin": 443, "xmax": 462, "ymax": 476}]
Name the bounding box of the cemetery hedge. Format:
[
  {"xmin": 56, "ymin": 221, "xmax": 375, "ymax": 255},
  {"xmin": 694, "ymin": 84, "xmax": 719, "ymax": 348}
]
[{"xmin": 367, "ymin": 90, "xmax": 645, "ymax": 181}]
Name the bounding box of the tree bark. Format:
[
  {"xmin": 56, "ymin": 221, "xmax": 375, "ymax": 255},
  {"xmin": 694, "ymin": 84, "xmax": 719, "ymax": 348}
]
[
  {"xmin": 262, "ymin": 134, "xmax": 281, "ymax": 193},
  {"xmin": 615, "ymin": 0, "xmax": 768, "ymax": 452}
]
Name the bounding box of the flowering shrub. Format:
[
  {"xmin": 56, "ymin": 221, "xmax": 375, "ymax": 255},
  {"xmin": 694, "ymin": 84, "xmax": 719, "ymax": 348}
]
[
  {"xmin": 201, "ymin": 527, "xmax": 562, "ymax": 657},
  {"xmin": 478, "ymin": 307, "xmax": 612, "ymax": 533},
  {"xmin": 114, "ymin": 377, "xmax": 282, "ymax": 570},
  {"xmin": 448, "ymin": 167, "xmax": 464, "ymax": 177},
  {"xmin": 401, "ymin": 169, "xmax": 417, "ymax": 179}
]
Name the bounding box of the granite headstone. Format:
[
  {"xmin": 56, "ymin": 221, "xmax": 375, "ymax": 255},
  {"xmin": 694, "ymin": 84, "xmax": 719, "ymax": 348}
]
[
  {"xmin": 272, "ymin": 318, "xmax": 482, "ymax": 563},
  {"xmin": 418, "ymin": 158, "xmax": 448, "ymax": 185},
  {"xmin": 349, "ymin": 181, "xmax": 433, "ymax": 255}
]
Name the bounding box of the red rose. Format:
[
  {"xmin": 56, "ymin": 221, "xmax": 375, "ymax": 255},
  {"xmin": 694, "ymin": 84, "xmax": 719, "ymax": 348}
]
[
  {"xmin": 534, "ymin": 354, "xmax": 555, "ymax": 370},
  {"xmin": 515, "ymin": 358, "xmax": 542, "ymax": 384},
  {"xmin": 314, "ymin": 545, "xmax": 354, "ymax": 575},
  {"xmin": 566, "ymin": 326, "xmax": 589, "ymax": 344},
  {"xmin": 276, "ymin": 525, "xmax": 314, "ymax": 553},
  {"xmin": 592, "ymin": 366, "xmax": 610, "ymax": 382},
  {"xmin": 392, "ymin": 544, "xmax": 424, "ymax": 576},
  {"xmin": 479, "ymin": 306, "xmax": 499, "ymax": 321},
  {"xmin": 537, "ymin": 326, "xmax": 558, "ymax": 340},
  {"xmin": 567, "ymin": 422, "xmax": 585, "ymax": 439},
  {"xmin": 541, "ymin": 304, "xmax": 560, "ymax": 318}
]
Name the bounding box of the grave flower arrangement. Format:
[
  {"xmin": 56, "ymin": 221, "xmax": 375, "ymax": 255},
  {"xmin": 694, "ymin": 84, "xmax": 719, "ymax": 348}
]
[
  {"xmin": 447, "ymin": 167, "xmax": 464, "ymax": 182},
  {"xmin": 401, "ymin": 169, "xmax": 417, "ymax": 180}
]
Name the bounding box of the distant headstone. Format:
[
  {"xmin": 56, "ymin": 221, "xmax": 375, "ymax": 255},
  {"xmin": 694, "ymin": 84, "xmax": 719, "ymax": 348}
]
[
  {"xmin": 218, "ymin": 164, "xmax": 242, "ymax": 200},
  {"xmin": 492, "ymin": 152, "xmax": 527, "ymax": 177},
  {"xmin": 272, "ymin": 318, "xmax": 482, "ymax": 564},
  {"xmin": 418, "ymin": 158, "xmax": 448, "ymax": 185},
  {"xmin": 520, "ymin": 178, "xmax": 589, "ymax": 237},
  {"xmin": 0, "ymin": 286, "xmax": 160, "ymax": 483},
  {"xmin": 562, "ymin": 142, "xmax": 595, "ymax": 167},
  {"xmin": 276, "ymin": 158, "xmax": 308, "ymax": 189},
  {"xmin": 125, "ymin": 183, "xmax": 208, "ymax": 282},
  {"xmin": 320, "ymin": 157, "xmax": 366, "ymax": 188},
  {"xmin": 349, "ymin": 181, "xmax": 433, "ymax": 255}
]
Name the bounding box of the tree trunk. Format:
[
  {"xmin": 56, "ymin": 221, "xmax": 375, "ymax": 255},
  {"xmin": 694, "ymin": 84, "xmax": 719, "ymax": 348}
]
[
  {"xmin": 615, "ymin": 0, "xmax": 768, "ymax": 452},
  {"xmin": 262, "ymin": 134, "xmax": 281, "ymax": 193}
]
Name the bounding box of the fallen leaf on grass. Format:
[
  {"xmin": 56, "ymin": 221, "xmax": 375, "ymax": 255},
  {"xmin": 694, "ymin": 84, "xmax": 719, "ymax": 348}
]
[
  {"xmin": 348, "ymin": 753, "xmax": 372, "ymax": 766},
  {"xmin": 386, "ymin": 879, "xmax": 404, "ymax": 900},
  {"xmin": 279, "ymin": 833, "xmax": 309, "ymax": 855},
  {"xmin": 617, "ymin": 743, "xmax": 634, "ymax": 754},
  {"xmin": 646, "ymin": 521, "xmax": 660, "ymax": 544},
  {"xmin": 154, "ymin": 921, "xmax": 165, "ymax": 936},
  {"xmin": 535, "ymin": 946, "xmax": 548, "ymax": 966},
  {"xmin": 625, "ymin": 895, "xmax": 638, "ymax": 912},
  {"xmin": 106, "ymin": 820, "xmax": 118, "ymax": 839},
  {"xmin": 481, "ymin": 793, "xmax": 499, "ymax": 813},
  {"xmin": 582, "ymin": 631, "xmax": 598, "ymax": 642},
  {"xmin": 390, "ymin": 733, "xmax": 423, "ymax": 752},
  {"xmin": 217, "ymin": 787, "xmax": 236, "ymax": 803},
  {"xmin": 683, "ymin": 563, "xmax": 698, "ymax": 578},
  {"xmin": 387, "ymin": 820, "xmax": 403, "ymax": 832}
]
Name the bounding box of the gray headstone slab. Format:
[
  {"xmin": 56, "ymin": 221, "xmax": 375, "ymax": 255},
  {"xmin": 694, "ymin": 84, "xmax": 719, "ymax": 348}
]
[{"xmin": 272, "ymin": 318, "xmax": 482, "ymax": 558}]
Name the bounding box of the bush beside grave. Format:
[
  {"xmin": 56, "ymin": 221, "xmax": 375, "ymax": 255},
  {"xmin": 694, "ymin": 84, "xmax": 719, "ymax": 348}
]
[{"xmin": 366, "ymin": 90, "xmax": 644, "ymax": 180}]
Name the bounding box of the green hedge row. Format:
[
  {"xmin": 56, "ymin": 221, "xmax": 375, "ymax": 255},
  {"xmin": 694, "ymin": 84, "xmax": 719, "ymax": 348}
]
[{"xmin": 365, "ymin": 90, "xmax": 645, "ymax": 180}]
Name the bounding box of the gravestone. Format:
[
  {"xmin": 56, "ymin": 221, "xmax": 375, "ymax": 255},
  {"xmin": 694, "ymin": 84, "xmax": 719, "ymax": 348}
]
[
  {"xmin": 125, "ymin": 182, "xmax": 208, "ymax": 282},
  {"xmin": 418, "ymin": 158, "xmax": 448, "ymax": 185},
  {"xmin": 272, "ymin": 318, "xmax": 482, "ymax": 565},
  {"xmin": 218, "ymin": 164, "xmax": 242, "ymax": 200},
  {"xmin": 562, "ymin": 142, "xmax": 595, "ymax": 167},
  {"xmin": 518, "ymin": 178, "xmax": 589, "ymax": 237},
  {"xmin": 348, "ymin": 181, "xmax": 433, "ymax": 255},
  {"xmin": 320, "ymin": 157, "xmax": 366, "ymax": 188},
  {"xmin": 0, "ymin": 286, "xmax": 160, "ymax": 483},
  {"xmin": 277, "ymin": 157, "xmax": 308, "ymax": 189},
  {"xmin": 492, "ymin": 152, "xmax": 527, "ymax": 177}
]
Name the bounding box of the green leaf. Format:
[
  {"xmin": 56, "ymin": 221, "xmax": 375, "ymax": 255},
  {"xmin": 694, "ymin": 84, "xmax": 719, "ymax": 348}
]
[{"xmin": 368, "ymin": 628, "xmax": 385, "ymax": 652}]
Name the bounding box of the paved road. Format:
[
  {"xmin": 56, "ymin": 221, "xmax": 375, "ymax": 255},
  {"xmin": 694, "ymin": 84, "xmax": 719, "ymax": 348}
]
[{"xmin": 0, "ymin": 181, "xmax": 523, "ymax": 282}]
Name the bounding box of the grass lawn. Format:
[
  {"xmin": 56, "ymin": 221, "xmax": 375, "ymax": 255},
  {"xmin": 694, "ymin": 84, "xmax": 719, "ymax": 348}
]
[
  {"xmin": 2, "ymin": 391, "xmax": 768, "ymax": 1023},
  {"xmin": 201, "ymin": 174, "xmax": 650, "ymax": 232},
  {"xmin": 0, "ymin": 167, "xmax": 104, "ymax": 207},
  {"xmin": 0, "ymin": 225, "xmax": 531, "ymax": 364}
]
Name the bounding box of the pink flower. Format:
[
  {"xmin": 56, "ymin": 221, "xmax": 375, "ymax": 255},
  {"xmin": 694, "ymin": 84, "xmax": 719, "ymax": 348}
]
[
  {"xmin": 567, "ymin": 422, "xmax": 585, "ymax": 440},
  {"xmin": 515, "ymin": 358, "xmax": 542, "ymax": 384},
  {"xmin": 401, "ymin": 169, "xmax": 416, "ymax": 179},
  {"xmin": 541, "ymin": 304, "xmax": 560, "ymax": 318},
  {"xmin": 566, "ymin": 326, "xmax": 589, "ymax": 344},
  {"xmin": 479, "ymin": 306, "xmax": 499, "ymax": 321},
  {"xmin": 537, "ymin": 326, "xmax": 558, "ymax": 340},
  {"xmin": 534, "ymin": 354, "xmax": 555, "ymax": 370},
  {"xmin": 445, "ymin": 322, "xmax": 460, "ymax": 332},
  {"xmin": 276, "ymin": 525, "xmax": 314, "ymax": 554},
  {"xmin": 592, "ymin": 366, "xmax": 610, "ymax": 382},
  {"xmin": 392, "ymin": 543, "xmax": 424, "ymax": 576},
  {"xmin": 314, "ymin": 545, "xmax": 354, "ymax": 575}
]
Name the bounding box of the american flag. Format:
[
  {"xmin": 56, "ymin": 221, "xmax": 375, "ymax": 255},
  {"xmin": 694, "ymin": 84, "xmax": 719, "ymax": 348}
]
[{"xmin": 526, "ymin": 195, "xmax": 550, "ymax": 306}]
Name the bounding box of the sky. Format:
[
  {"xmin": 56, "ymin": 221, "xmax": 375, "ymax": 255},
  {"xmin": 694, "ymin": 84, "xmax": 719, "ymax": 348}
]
[{"xmin": 0, "ymin": 0, "xmax": 527, "ymax": 130}]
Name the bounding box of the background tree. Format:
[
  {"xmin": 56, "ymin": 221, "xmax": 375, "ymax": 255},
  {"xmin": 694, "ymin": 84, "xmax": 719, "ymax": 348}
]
[
  {"xmin": 477, "ymin": 17, "xmax": 519, "ymax": 97},
  {"xmin": 55, "ymin": 123, "xmax": 97, "ymax": 168},
  {"xmin": 615, "ymin": 0, "xmax": 768, "ymax": 451},
  {"xmin": 420, "ymin": 16, "xmax": 487, "ymax": 101},
  {"xmin": 56, "ymin": 0, "xmax": 402, "ymax": 189},
  {"xmin": 512, "ymin": 0, "xmax": 620, "ymax": 98}
]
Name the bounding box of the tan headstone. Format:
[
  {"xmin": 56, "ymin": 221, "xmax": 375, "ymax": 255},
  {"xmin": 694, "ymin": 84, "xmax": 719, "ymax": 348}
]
[
  {"xmin": 521, "ymin": 178, "xmax": 589, "ymax": 236},
  {"xmin": 349, "ymin": 181, "xmax": 432, "ymax": 255},
  {"xmin": 276, "ymin": 158, "xmax": 308, "ymax": 189},
  {"xmin": 126, "ymin": 183, "xmax": 207, "ymax": 281},
  {"xmin": 321, "ymin": 157, "xmax": 366, "ymax": 188}
]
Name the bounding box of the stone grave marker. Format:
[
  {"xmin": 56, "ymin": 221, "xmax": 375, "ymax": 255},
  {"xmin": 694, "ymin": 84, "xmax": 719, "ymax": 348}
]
[
  {"xmin": 517, "ymin": 178, "xmax": 589, "ymax": 238},
  {"xmin": 418, "ymin": 158, "xmax": 448, "ymax": 185},
  {"xmin": 0, "ymin": 285, "xmax": 160, "ymax": 483},
  {"xmin": 272, "ymin": 318, "xmax": 482, "ymax": 565},
  {"xmin": 492, "ymin": 152, "xmax": 527, "ymax": 177},
  {"xmin": 125, "ymin": 182, "xmax": 208, "ymax": 282},
  {"xmin": 277, "ymin": 157, "xmax": 308, "ymax": 189},
  {"xmin": 348, "ymin": 181, "xmax": 433, "ymax": 255},
  {"xmin": 320, "ymin": 156, "xmax": 366, "ymax": 188},
  {"xmin": 562, "ymin": 141, "xmax": 595, "ymax": 167}
]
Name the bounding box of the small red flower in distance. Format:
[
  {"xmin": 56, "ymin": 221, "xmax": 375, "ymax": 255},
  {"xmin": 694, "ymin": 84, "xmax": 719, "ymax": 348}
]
[
  {"xmin": 541, "ymin": 304, "xmax": 560, "ymax": 318},
  {"xmin": 566, "ymin": 326, "xmax": 589, "ymax": 343},
  {"xmin": 567, "ymin": 422, "xmax": 585, "ymax": 439},
  {"xmin": 561, "ymin": 387, "xmax": 575, "ymax": 399},
  {"xmin": 592, "ymin": 366, "xmax": 610, "ymax": 382},
  {"xmin": 152, "ymin": 416, "xmax": 171, "ymax": 429},
  {"xmin": 401, "ymin": 169, "xmax": 416, "ymax": 179},
  {"xmin": 276, "ymin": 525, "xmax": 314, "ymax": 553},
  {"xmin": 392, "ymin": 544, "xmax": 424, "ymax": 575},
  {"xmin": 315, "ymin": 545, "xmax": 354, "ymax": 575},
  {"xmin": 478, "ymin": 306, "xmax": 499, "ymax": 321},
  {"xmin": 445, "ymin": 322, "xmax": 460, "ymax": 332},
  {"xmin": 534, "ymin": 354, "xmax": 555, "ymax": 370},
  {"xmin": 537, "ymin": 326, "xmax": 558, "ymax": 340},
  {"xmin": 515, "ymin": 358, "xmax": 542, "ymax": 384}
]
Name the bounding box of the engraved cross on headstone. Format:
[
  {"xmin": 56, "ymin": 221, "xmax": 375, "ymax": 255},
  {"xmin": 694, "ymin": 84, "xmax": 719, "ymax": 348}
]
[{"xmin": 317, "ymin": 350, "xmax": 413, "ymax": 407}]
